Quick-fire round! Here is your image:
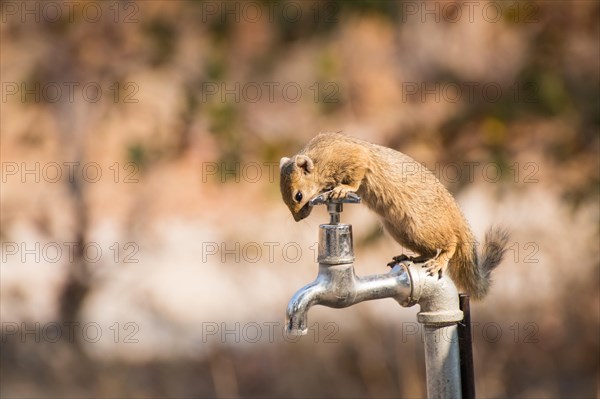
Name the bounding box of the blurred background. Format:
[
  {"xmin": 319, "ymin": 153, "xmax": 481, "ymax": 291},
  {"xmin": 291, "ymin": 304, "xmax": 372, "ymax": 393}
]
[{"xmin": 1, "ymin": 1, "xmax": 598, "ymax": 398}]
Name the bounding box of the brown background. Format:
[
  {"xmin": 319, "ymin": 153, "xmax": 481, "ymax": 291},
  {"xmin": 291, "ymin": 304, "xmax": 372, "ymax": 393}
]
[{"xmin": 1, "ymin": 1, "xmax": 598, "ymax": 398}]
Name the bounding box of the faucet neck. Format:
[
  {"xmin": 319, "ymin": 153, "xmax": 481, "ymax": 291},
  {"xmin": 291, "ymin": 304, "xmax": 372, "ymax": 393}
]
[
  {"xmin": 327, "ymin": 202, "xmax": 343, "ymax": 224},
  {"xmin": 318, "ymin": 223, "xmax": 354, "ymax": 265},
  {"xmin": 309, "ymin": 190, "xmax": 361, "ymax": 226}
]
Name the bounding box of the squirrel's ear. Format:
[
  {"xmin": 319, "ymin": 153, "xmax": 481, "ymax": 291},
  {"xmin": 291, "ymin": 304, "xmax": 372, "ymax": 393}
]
[
  {"xmin": 295, "ymin": 155, "xmax": 314, "ymax": 174},
  {"xmin": 279, "ymin": 157, "xmax": 290, "ymax": 170}
]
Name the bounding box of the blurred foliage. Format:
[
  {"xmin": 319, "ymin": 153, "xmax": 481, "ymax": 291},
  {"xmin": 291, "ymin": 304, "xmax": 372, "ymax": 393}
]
[
  {"xmin": 206, "ymin": 102, "xmax": 242, "ymax": 165},
  {"xmin": 340, "ymin": 0, "xmax": 400, "ymax": 20},
  {"xmin": 1, "ymin": 1, "xmax": 598, "ymax": 398},
  {"xmin": 127, "ymin": 143, "xmax": 147, "ymax": 170},
  {"xmin": 143, "ymin": 18, "xmax": 177, "ymax": 67}
]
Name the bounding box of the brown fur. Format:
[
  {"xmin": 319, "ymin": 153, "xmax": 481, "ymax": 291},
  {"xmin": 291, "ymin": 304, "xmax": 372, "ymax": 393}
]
[{"xmin": 280, "ymin": 132, "xmax": 509, "ymax": 299}]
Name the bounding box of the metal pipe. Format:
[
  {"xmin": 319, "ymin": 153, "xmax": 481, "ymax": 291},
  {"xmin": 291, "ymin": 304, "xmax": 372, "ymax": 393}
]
[
  {"xmin": 423, "ymin": 323, "xmax": 462, "ymax": 399},
  {"xmin": 410, "ymin": 263, "xmax": 464, "ymax": 399}
]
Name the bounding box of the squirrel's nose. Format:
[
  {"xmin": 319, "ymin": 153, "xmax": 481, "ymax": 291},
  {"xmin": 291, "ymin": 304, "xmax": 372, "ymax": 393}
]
[{"xmin": 294, "ymin": 203, "xmax": 312, "ymax": 221}]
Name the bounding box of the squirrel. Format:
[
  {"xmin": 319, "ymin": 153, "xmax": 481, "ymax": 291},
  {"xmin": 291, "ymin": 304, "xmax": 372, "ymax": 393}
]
[{"xmin": 279, "ymin": 132, "xmax": 509, "ymax": 299}]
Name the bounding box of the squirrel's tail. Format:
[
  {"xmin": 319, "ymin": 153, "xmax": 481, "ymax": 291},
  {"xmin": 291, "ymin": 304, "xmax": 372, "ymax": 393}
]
[{"xmin": 454, "ymin": 226, "xmax": 510, "ymax": 300}]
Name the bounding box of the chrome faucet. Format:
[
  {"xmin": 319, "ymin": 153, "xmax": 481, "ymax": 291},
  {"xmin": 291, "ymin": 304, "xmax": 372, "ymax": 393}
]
[
  {"xmin": 284, "ymin": 191, "xmax": 465, "ymax": 399},
  {"xmin": 285, "ymin": 190, "xmax": 414, "ymax": 334}
]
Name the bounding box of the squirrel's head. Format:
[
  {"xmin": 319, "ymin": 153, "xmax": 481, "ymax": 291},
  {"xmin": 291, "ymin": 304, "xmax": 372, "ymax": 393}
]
[{"xmin": 279, "ymin": 155, "xmax": 320, "ymax": 221}]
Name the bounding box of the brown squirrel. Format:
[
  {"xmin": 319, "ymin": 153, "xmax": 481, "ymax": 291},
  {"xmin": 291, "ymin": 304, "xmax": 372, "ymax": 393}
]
[{"xmin": 279, "ymin": 132, "xmax": 509, "ymax": 299}]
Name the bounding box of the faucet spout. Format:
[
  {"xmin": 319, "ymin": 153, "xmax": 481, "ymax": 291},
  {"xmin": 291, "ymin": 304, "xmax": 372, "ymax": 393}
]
[
  {"xmin": 285, "ymin": 263, "xmax": 413, "ymax": 335},
  {"xmin": 285, "ymin": 277, "xmax": 328, "ymax": 335}
]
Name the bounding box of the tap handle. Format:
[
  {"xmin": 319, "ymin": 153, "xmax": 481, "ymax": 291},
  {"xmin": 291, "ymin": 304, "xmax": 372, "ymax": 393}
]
[
  {"xmin": 309, "ymin": 190, "xmax": 361, "ymax": 224},
  {"xmin": 309, "ymin": 190, "xmax": 361, "ymax": 206}
]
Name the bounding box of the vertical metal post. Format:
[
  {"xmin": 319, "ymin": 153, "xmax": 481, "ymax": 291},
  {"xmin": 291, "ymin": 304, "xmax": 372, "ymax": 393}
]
[
  {"xmin": 415, "ymin": 267, "xmax": 464, "ymax": 399},
  {"xmin": 458, "ymin": 294, "xmax": 476, "ymax": 399},
  {"xmin": 422, "ymin": 323, "xmax": 463, "ymax": 398}
]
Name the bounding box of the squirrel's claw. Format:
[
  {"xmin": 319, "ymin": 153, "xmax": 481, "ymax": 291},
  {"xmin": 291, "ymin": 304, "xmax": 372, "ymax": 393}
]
[
  {"xmin": 421, "ymin": 249, "xmax": 446, "ymax": 280},
  {"xmin": 387, "ymin": 254, "xmax": 413, "ymax": 268},
  {"xmin": 423, "ymin": 260, "xmax": 444, "ymax": 279}
]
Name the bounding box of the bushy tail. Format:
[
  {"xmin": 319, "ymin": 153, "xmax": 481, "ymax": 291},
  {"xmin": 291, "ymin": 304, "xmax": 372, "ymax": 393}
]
[{"xmin": 470, "ymin": 226, "xmax": 510, "ymax": 299}]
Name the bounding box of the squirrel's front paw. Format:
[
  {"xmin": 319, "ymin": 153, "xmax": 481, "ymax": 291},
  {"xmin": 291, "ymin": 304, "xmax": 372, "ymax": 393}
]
[{"xmin": 329, "ymin": 185, "xmax": 353, "ymax": 200}]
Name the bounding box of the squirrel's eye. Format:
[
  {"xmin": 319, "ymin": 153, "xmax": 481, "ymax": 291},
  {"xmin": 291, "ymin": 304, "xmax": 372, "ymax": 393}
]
[{"xmin": 295, "ymin": 192, "xmax": 303, "ymax": 202}]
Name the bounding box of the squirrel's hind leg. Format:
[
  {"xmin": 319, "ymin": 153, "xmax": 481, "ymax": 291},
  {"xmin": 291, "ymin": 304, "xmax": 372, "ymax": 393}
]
[
  {"xmin": 421, "ymin": 243, "xmax": 456, "ymax": 279},
  {"xmin": 386, "ymin": 241, "xmax": 456, "ymax": 278}
]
